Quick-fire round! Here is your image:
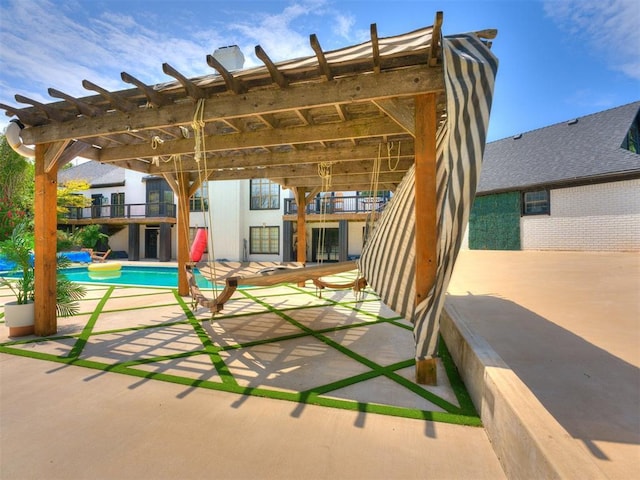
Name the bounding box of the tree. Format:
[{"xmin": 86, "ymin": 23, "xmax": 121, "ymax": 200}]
[
  {"xmin": 57, "ymin": 179, "xmax": 92, "ymax": 218},
  {"xmin": 0, "ymin": 134, "xmax": 34, "ymax": 240}
]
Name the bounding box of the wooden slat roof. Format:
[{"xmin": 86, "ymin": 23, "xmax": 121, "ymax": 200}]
[{"xmin": 1, "ymin": 13, "xmax": 496, "ymax": 192}]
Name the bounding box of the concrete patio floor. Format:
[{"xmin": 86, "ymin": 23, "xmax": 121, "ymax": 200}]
[
  {"xmin": 1, "ymin": 250, "xmax": 638, "ymax": 479},
  {"xmin": 1, "ymin": 266, "xmax": 502, "ymax": 480}
]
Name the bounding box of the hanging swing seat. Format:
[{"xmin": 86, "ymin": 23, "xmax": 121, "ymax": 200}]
[{"xmin": 186, "ymin": 261, "xmax": 365, "ymax": 313}]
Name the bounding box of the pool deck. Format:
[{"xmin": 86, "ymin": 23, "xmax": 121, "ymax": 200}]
[{"xmin": 1, "ymin": 251, "xmax": 639, "ymax": 479}]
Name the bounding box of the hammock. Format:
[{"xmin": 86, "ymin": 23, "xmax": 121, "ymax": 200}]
[
  {"xmin": 186, "ymin": 261, "xmax": 364, "ymax": 313},
  {"xmin": 182, "ymin": 33, "xmax": 497, "ymax": 358}
]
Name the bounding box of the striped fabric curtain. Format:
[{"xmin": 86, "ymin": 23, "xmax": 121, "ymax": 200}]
[{"xmin": 358, "ymin": 34, "xmax": 498, "ymax": 359}]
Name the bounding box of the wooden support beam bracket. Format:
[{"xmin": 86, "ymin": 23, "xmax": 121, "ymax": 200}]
[
  {"xmin": 121, "ymin": 71, "xmax": 171, "ymax": 107},
  {"xmin": 255, "ymin": 45, "xmax": 289, "ymax": 88},
  {"xmin": 162, "ymin": 63, "xmax": 205, "ymax": 100},
  {"xmin": 371, "ymin": 24, "xmax": 381, "ymax": 74},
  {"xmin": 82, "ymin": 79, "xmax": 138, "ymax": 113},
  {"xmin": 48, "ymin": 88, "xmax": 102, "ymax": 117},
  {"xmin": 310, "ymin": 34, "xmax": 333, "ymax": 81},
  {"xmin": 15, "ymin": 94, "xmax": 74, "ymax": 122},
  {"xmin": 206, "ymin": 55, "xmax": 247, "ymax": 94}
]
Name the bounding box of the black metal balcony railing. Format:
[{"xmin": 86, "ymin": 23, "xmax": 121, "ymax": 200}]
[
  {"xmin": 284, "ymin": 194, "xmax": 390, "ymax": 215},
  {"xmin": 63, "ymin": 202, "xmax": 177, "ymax": 220}
]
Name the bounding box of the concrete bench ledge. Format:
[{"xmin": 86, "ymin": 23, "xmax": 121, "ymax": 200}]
[{"xmin": 441, "ymin": 302, "xmax": 607, "ymax": 479}]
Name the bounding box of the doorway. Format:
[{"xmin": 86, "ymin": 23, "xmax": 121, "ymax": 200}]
[
  {"xmin": 145, "ymin": 228, "xmax": 158, "ymax": 259},
  {"xmin": 312, "ymin": 228, "xmax": 339, "ymax": 262}
]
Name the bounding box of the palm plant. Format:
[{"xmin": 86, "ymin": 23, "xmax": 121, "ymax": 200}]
[{"xmin": 0, "ymin": 220, "xmax": 86, "ymax": 316}]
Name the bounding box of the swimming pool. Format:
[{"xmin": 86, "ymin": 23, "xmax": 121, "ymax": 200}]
[{"xmin": 50, "ymin": 266, "xmax": 215, "ymax": 289}]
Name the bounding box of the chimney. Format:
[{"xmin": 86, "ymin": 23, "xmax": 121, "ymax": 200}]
[{"xmin": 212, "ymin": 45, "xmax": 245, "ymax": 71}]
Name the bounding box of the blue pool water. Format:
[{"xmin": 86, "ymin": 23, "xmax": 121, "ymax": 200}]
[{"xmin": 5, "ymin": 265, "xmax": 216, "ymax": 289}]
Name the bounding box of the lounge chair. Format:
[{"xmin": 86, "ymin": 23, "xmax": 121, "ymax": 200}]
[{"xmin": 91, "ymin": 249, "xmax": 111, "ymax": 262}]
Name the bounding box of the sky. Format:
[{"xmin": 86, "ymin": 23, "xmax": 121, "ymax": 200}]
[{"xmin": 0, "ymin": 0, "xmax": 638, "ymax": 142}]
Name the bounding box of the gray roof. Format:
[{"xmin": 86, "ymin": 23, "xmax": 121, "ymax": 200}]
[
  {"xmin": 58, "ymin": 161, "xmax": 125, "ymax": 187},
  {"xmin": 478, "ymin": 101, "xmax": 640, "ymax": 194}
]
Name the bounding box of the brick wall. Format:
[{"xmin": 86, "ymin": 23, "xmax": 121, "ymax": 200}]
[{"xmin": 522, "ymin": 178, "xmax": 640, "ymax": 251}]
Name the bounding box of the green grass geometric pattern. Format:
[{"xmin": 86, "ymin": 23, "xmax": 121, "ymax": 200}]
[{"xmin": 0, "ymin": 282, "xmax": 480, "ymax": 426}]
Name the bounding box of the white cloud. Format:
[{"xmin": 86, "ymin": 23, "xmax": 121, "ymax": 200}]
[
  {"xmin": 332, "ymin": 13, "xmax": 356, "ymax": 40},
  {"xmin": 544, "ymin": 0, "xmax": 640, "ymax": 80},
  {"xmin": 0, "ymin": 0, "xmax": 362, "ymax": 129}
]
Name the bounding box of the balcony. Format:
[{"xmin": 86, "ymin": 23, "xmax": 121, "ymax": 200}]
[
  {"xmin": 283, "ymin": 194, "xmax": 390, "ymax": 221},
  {"xmin": 61, "ymin": 202, "xmax": 177, "ymax": 225}
]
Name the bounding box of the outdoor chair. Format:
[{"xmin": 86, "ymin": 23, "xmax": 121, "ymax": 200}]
[{"xmin": 91, "ymin": 249, "xmax": 111, "ymax": 262}]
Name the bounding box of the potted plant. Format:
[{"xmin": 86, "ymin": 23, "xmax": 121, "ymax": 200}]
[{"xmin": 1, "ymin": 220, "xmax": 86, "ymax": 336}]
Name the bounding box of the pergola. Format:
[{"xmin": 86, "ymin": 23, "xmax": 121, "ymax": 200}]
[{"xmin": 2, "ymin": 13, "xmax": 496, "ymax": 382}]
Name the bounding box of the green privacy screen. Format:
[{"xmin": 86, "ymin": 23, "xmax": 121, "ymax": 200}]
[{"xmin": 469, "ymin": 192, "xmax": 521, "ymax": 250}]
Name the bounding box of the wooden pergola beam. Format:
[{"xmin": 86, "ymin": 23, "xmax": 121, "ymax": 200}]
[
  {"xmin": 373, "ymin": 98, "xmax": 416, "ymax": 137},
  {"xmin": 429, "ymin": 12, "xmax": 444, "ymax": 66},
  {"xmin": 371, "ymin": 24, "xmax": 381, "ymax": 74},
  {"xmin": 162, "ymin": 63, "xmax": 205, "ymax": 100},
  {"xmin": 255, "ymin": 45, "xmax": 289, "ymax": 88},
  {"xmin": 276, "ymin": 171, "xmax": 407, "ymax": 188},
  {"xmin": 97, "ymin": 116, "xmax": 407, "ymax": 163},
  {"xmin": 310, "ymin": 34, "xmax": 333, "ymax": 81},
  {"xmin": 22, "ymin": 65, "xmax": 443, "ymax": 145},
  {"xmin": 206, "ymin": 55, "xmax": 247, "ymax": 94},
  {"xmin": 15, "ymin": 94, "xmax": 74, "ymax": 122},
  {"xmin": 82, "ymin": 79, "xmax": 138, "ymax": 113},
  {"xmin": 198, "ymin": 157, "xmax": 413, "ymax": 182},
  {"xmin": 48, "ymin": 88, "xmax": 102, "ymax": 117},
  {"xmin": 121, "ymin": 71, "xmax": 171, "ymax": 107}
]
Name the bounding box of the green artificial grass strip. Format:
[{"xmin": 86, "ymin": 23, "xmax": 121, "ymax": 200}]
[
  {"xmin": 240, "ymin": 289, "xmax": 472, "ymax": 416},
  {"xmin": 438, "ymin": 336, "xmax": 479, "ymax": 417},
  {"xmin": 241, "ymin": 289, "xmax": 386, "ymax": 371},
  {"xmin": 66, "ymin": 286, "xmax": 115, "ymax": 359},
  {"xmin": 383, "ymin": 369, "xmax": 463, "ymax": 414},
  {"xmin": 0, "ymin": 283, "xmax": 483, "ymax": 426},
  {"xmin": 173, "ymin": 291, "xmax": 237, "ymax": 386},
  {"xmin": 303, "ymin": 369, "xmax": 386, "ymax": 396},
  {"xmin": 0, "ymin": 340, "xmax": 481, "ymax": 427}
]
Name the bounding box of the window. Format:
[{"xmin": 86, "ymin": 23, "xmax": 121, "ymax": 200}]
[
  {"xmin": 189, "ymin": 196, "xmax": 209, "ymax": 212},
  {"xmin": 190, "ymin": 185, "xmax": 209, "ymax": 212},
  {"xmin": 146, "ymin": 178, "xmax": 174, "ymax": 216},
  {"xmin": 523, "ymin": 190, "xmax": 549, "ymax": 215},
  {"xmin": 621, "ymin": 111, "xmax": 639, "ymax": 153},
  {"xmin": 250, "ymin": 226, "xmax": 279, "ymax": 254},
  {"xmin": 111, "ymin": 192, "xmax": 125, "ymax": 218},
  {"xmin": 250, "ymin": 179, "xmax": 280, "ymax": 210}
]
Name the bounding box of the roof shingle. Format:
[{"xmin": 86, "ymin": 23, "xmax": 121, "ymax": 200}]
[{"xmin": 478, "ymin": 101, "xmax": 640, "ymax": 193}]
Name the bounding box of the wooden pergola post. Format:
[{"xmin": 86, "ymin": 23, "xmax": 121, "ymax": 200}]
[
  {"xmin": 176, "ymin": 173, "xmax": 192, "ymax": 296},
  {"xmin": 33, "ymin": 143, "xmax": 60, "ymax": 336},
  {"xmin": 414, "ymin": 92, "xmax": 438, "ymax": 385},
  {"xmin": 164, "ymin": 171, "xmax": 198, "ymax": 297},
  {"xmin": 294, "ymin": 187, "xmax": 308, "ymax": 286}
]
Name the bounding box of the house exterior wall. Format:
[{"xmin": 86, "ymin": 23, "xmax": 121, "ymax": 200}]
[
  {"xmin": 522, "ymin": 178, "xmax": 640, "ymax": 251},
  {"xmin": 108, "ymin": 228, "xmax": 129, "ymax": 253},
  {"xmin": 207, "ymin": 181, "xmax": 242, "ymax": 261},
  {"xmin": 348, "ymin": 221, "xmax": 366, "ymax": 258}
]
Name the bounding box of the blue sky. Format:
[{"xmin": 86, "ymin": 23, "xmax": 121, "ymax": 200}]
[{"xmin": 0, "ymin": 0, "xmax": 638, "ymax": 141}]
